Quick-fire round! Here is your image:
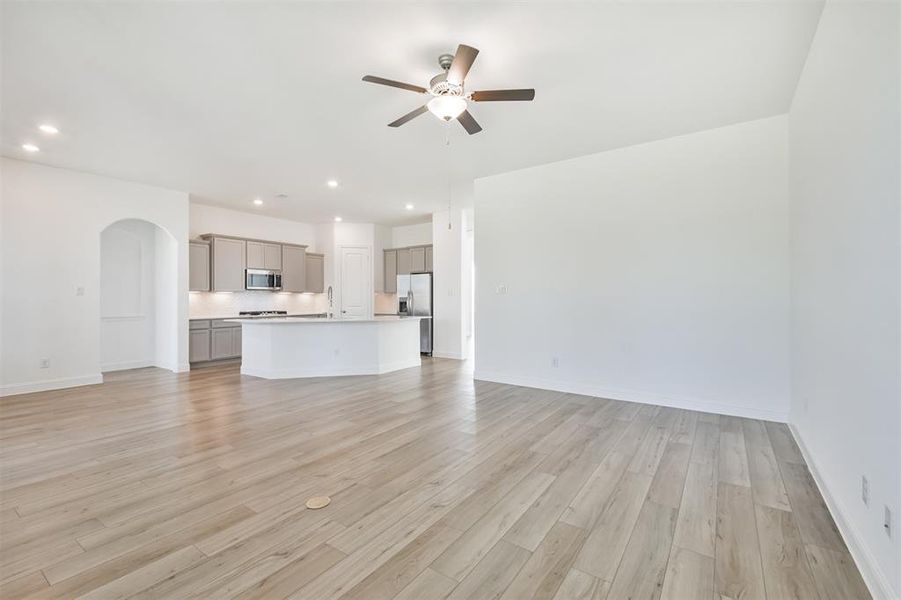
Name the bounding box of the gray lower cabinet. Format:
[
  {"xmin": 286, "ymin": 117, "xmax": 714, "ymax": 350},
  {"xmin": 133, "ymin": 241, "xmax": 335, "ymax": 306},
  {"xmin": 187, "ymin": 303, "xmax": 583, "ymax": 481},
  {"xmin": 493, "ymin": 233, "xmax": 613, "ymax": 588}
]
[
  {"xmin": 281, "ymin": 245, "xmax": 306, "ymax": 292},
  {"xmin": 190, "ymin": 320, "xmax": 241, "ymax": 364},
  {"xmin": 305, "ymin": 253, "xmax": 324, "ymax": 293},
  {"xmin": 384, "ymin": 250, "xmax": 397, "ymax": 293},
  {"xmin": 209, "ymin": 237, "xmax": 246, "ymax": 292},
  {"xmin": 210, "ymin": 328, "xmax": 236, "ymax": 360},
  {"xmin": 189, "ymin": 241, "xmax": 210, "ymax": 291},
  {"xmin": 189, "ymin": 329, "xmax": 211, "ymax": 362}
]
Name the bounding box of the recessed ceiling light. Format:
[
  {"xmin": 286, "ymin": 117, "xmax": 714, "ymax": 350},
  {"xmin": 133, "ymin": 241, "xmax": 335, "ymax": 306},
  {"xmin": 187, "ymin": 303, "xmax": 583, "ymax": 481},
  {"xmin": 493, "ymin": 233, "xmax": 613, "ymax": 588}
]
[
  {"xmin": 22, "ymin": 143, "xmax": 39, "ymax": 153},
  {"xmin": 334, "ymin": 216, "xmax": 342, "ymax": 222},
  {"xmin": 253, "ymin": 198, "xmax": 263, "ymax": 206},
  {"xmin": 405, "ymin": 203, "xmax": 415, "ymax": 210},
  {"xmin": 38, "ymin": 124, "xmax": 59, "ymax": 134},
  {"xmin": 327, "ymin": 180, "xmax": 339, "ymax": 189}
]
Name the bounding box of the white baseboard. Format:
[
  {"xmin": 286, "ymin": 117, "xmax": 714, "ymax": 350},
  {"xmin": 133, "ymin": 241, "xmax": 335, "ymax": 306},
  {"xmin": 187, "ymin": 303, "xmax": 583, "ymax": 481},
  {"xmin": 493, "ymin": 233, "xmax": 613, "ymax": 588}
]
[
  {"xmin": 101, "ymin": 360, "xmax": 155, "ymax": 373},
  {"xmin": 0, "ymin": 374, "xmax": 103, "ymax": 397},
  {"xmin": 472, "ymin": 370, "xmax": 789, "ymax": 422},
  {"xmin": 241, "ymin": 358, "xmax": 421, "ymax": 379},
  {"xmin": 789, "ymin": 424, "xmax": 897, "ymax": 600}
]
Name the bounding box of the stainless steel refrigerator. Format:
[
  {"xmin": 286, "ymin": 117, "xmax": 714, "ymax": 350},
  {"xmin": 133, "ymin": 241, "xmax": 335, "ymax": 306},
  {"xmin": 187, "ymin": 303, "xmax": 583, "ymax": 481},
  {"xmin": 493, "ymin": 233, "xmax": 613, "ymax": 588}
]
[{"xmin": 397, "ymin": 272, "xmax": 433, "ymax": 355}]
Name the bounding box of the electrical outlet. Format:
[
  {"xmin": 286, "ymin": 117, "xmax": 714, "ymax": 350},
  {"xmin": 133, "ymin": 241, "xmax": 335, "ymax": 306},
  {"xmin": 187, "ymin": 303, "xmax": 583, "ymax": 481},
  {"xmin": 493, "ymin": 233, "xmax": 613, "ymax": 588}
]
[
  {"xmin": 76, "ymin": 286, "xmax": 85, "ymax": 296},
  {"xmin": 551, "ymin": 357, "xmax": 559, "ymax": 368},
  {"xmin": 885, "ymin": 506, "xmax": 893, "ymax": 539},
  {"xmin": 862, "ymin": 476, "xmax": 870, "ymax": 506},
  {"xmin": 39, "ymin": 358, "xmax": 50, "ymax": 369},
  {"xmin": 495, "ymin": 285, "xmax": 507, "ymax": 295}
]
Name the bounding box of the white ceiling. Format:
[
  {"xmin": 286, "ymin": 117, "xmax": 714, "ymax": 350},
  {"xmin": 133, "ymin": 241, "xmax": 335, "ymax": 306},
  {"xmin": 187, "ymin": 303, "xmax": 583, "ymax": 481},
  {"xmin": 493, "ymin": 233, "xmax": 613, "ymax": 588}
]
[{"xmin": 1, "ymin": 2, "xmax": 823, "ymax": 225}]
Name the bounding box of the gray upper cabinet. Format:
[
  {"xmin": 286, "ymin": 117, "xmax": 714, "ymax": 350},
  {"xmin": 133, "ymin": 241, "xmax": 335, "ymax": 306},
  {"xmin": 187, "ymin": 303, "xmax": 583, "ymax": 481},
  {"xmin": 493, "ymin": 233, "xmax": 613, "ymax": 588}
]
[
  {"xmin": 281, "ymin": 245, "xmax": 307, "ymax": 292},
  {"xmin": 396, "ymin": 248, "xmax": 412, "ymax": 275},
  {"xmin": 384, "ymin": 250, "xmax": 397, "ymax": 293},
  {"xmin": 247, "ymin": 241, "xmax": 282, "ymax": 270},
  {"xmin": 305, "ymin": 253, "xmax": 324, "ymax": 293},
  {"xmin": 209, "ymin": 237, "xmax": 246, "ymax": 291},
  {"xmin": 189, "ymin": 241, "xmax": 210, "ymax": 291},
  {"xmin": 383, "ymin": 245, "xmax": 432, "ymax": 291},
  {"xmin": 410, "ymin": 247, "xmax": 425, "ymax": 273}
]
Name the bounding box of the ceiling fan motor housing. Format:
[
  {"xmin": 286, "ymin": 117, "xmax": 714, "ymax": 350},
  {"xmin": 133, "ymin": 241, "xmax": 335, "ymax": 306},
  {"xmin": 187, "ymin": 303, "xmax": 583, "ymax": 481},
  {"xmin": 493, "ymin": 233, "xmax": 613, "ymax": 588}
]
[{"xmin": 429, "ymin": 73, "xmax": 464, "ymax": 98}]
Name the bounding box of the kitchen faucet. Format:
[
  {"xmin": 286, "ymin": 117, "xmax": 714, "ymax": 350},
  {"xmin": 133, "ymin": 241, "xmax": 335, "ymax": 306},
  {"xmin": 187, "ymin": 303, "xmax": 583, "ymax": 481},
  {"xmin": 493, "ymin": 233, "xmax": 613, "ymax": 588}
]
[{"xmin": 327, "ymin": 285, "xmax": 333, "ymax": 319}]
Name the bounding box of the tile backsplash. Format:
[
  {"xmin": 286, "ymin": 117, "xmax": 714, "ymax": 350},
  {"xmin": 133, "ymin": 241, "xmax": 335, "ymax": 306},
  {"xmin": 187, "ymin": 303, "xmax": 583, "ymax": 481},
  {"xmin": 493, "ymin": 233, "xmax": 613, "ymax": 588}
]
[
  {"xmin": 374, "ymin": 293, "xmax": 397, "ymax": 314},
  {"xmin": 189, "ymin": 291, "xmax": 327, "ymax": 318}
]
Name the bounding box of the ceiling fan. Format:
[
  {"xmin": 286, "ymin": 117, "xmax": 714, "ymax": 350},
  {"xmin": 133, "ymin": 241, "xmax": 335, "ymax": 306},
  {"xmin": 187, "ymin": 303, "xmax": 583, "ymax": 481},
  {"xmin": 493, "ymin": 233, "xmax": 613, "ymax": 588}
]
[{"xmin": 362, "ymin": 44, "xmax": 535, "ymax": 135}]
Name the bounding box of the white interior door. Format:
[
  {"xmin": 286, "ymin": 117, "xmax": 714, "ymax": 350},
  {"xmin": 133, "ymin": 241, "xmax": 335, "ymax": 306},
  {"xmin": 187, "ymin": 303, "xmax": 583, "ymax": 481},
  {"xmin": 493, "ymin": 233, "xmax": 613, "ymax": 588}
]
[{"xmin": 340, "ymin": 246, "xmax": 371, "ymax": 319}]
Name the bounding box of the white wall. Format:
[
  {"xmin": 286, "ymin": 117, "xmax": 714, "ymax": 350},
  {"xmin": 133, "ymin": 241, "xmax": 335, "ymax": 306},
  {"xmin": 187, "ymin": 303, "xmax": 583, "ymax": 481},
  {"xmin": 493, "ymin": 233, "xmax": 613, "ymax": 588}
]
[
  {"xmin": 374, "ymin": 224, "xmax": 391, "ymax": 294},
  {"xmin": 432, "ymin": 209, "xmax": 468, "ymax": 359},
  {"xmin": 788, "ymin": 2, "xmax": 900, "ymax": 596},
  {"xmin": 188, "ymin": 202, "xmax": 326, "ymax": 318},
  {"xmin": 474, "ymin": 116, "xmax": 791, "ymax": 420},
  {"xmin": 392, "ymin": 222, "xmax": 432, "ymax": 248},
  {"xmin": 190, "ymin": 202, "xmax": 318, "ymax": 250},
  {"xmin": 0, "ymin": 158, "xmax": 190, "ymax": 396},
  {"xmin": 100, "ymin": 220, "xmax": 157, "ymax": 371}
]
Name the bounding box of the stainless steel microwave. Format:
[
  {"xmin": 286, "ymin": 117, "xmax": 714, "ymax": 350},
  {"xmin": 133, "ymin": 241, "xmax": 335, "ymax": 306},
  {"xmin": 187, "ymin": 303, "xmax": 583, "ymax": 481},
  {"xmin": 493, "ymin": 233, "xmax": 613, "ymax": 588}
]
[{"xmin": 245, "ymin": 269, "xmax": 282, "ymax": 291}]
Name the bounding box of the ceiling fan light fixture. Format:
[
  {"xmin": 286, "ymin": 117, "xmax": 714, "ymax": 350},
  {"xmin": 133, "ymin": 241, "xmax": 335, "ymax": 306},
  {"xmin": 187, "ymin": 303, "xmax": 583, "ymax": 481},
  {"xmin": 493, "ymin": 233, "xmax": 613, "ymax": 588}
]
[{"xmin": 427, "ymin": 95, "xmax": 467, "ymax": 121}]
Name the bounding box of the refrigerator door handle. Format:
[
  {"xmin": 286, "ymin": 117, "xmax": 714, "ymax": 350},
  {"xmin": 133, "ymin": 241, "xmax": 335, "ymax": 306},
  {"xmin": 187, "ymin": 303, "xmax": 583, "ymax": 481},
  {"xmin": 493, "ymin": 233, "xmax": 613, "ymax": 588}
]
[{"xmin": 407, "ymin": 289, "xmax": 414, "ymax": 316}]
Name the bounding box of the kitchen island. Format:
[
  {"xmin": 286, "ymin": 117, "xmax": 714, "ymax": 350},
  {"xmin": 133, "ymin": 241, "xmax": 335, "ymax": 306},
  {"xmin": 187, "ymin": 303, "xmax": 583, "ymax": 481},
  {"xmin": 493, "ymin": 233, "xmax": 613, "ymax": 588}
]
[{"xmin": 226, "ymin": 316, "xmax": 425, "ymax": 379}]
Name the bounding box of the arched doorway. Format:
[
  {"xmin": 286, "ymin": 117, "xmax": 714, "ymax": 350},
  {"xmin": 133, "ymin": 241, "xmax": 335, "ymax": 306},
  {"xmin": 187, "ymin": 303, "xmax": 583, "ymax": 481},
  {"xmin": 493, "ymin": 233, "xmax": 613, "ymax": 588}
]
[{"xmin": 99, "ymin": 219, "xmax": 179, "ymax": 373}]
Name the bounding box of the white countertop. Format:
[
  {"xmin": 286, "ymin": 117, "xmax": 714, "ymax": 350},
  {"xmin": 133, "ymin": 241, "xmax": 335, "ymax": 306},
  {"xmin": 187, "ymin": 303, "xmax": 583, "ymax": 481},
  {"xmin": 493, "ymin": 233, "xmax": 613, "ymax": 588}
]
[
  {"xmin": 226, "ymin": 315, "xmax": 429, "ymax": 325},
  {"xmin": 190, "ymin": 313, "xmax": 324, "ymax": 321}
]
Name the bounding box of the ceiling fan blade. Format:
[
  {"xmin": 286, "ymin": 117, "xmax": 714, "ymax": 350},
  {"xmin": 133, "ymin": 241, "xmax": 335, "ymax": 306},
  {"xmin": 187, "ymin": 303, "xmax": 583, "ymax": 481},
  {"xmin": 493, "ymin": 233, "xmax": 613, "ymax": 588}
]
[
  {"xmin": 362, "ymin": 75, "xmax": 427, "ymax": 94},
  {"xmin": 446, "ymin": 44, "xmax": 479, "ymax": 86},
  {"xmin": 388, "ymin": 105, "xmax": 429, "ymax": 127},
  {"xmin": 457, "ymin": 110, "xmax": 482, "ymax": 135},
  {"xmin": 470, "ymin": 89, "xmax": 535, "ymax": 102}
]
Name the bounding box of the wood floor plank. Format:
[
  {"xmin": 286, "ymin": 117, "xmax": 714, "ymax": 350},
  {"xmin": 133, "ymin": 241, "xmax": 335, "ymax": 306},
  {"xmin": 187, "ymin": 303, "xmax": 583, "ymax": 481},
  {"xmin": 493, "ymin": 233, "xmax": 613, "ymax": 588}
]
[
  {"xmin": 559, "ymin": 450, "xmax": 631, "ymax": 530},
  {"xmin": 0, "ymin": 361, "xmax": 865, "ymax": 599},
  {"xmin": 659, "ymin": 546, "xmax": 714, "ymax": 600},
  {"xmin": 551, "ymin": 568, "xmax": 610, "ymax": 600},
  {"xmin": 747, "ymin": 442, "xmax": 791, "ymax": 511},
  {"xmin": 572, "ymin": 471, "xmax": 652, "ymax": 580},
  {"xmin": 500, "ymin": 521, "xmax": 586, "ymax": 600},
  {"xmin": 714, "ymin": 482, "xmax": 766, "ymax": 600},
  {"xmin": 444, "ymin": 540, "xmax": 532, "ymax": 600},
  {"xmin": 431, "ymin": 471, "xmax": 555, "ymax": 581},
  {"xmin": 779, "ymin": 461, "xmax": 846, "ymax": 552},
  {"xmin": 804, "ymin": 544, "xmax": 871, "ymax": 600},
  {"xmin": 606, "ymin": 500, "xmax": 677, "ymax": 600},
  {"xmin": 766, "ymin": 422, "xmax": 805, "ymax": 465},
  {"xmin": 393, "ymin": 567, "xmax": 458, "ymax": 600},
  {"xmin": 755, "ymin": 504, "xmax": 819, "ymax": 600},
  {"xmin": 718, "ymin": 429, "xmax": 751, "ymax": 487},
  {"xmin": 340, "ymin": 523, "xmax": 463, "ymax": 600},
  {"xmin": 673, "ymin": 460, "xmax": 718, "ymax": 558},
  {"xmin": 647, "ymin": 441, "xmax": 691, "ymax": 509}
]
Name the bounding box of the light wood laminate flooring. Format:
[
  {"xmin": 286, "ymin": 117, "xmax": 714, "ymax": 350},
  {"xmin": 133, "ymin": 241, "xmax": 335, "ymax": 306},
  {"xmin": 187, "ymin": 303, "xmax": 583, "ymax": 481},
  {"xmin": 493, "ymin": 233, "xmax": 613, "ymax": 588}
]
[{"xmin": 0, "ymin": 359, "xmax": 869, "ymax": 599}]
